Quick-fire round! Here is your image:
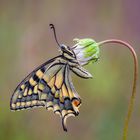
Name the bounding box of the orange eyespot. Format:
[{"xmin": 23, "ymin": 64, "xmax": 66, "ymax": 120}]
[{"xmin": 72, "ymin": 99, "xmax": 81, "ymax": 107}]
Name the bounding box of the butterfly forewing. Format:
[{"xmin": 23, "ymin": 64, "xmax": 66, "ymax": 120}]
[{"xmin": 10, "ymin": 57, "xmax": 57, "ymax": 110}]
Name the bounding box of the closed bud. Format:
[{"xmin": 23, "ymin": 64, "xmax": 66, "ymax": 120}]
[{"xmin": 72, "ymin": 38, "xmax": 100, "ymax": 65}]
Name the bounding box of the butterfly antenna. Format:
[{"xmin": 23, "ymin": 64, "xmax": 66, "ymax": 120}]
[{"xmin": 49, "ymin": 24, "xmax": 61, "ymax": 47}]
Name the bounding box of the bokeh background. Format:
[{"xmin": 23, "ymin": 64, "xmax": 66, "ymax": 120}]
[{"xmin": 0, "ymin": 0, "xmax": 140, "ymax": 140}]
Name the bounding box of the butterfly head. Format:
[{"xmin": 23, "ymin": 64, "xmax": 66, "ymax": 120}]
[
  {"xmin": 49, "ymin": 24, "xmax": 77, "ymax": 60},
  {"xmin": 60, "ymin": 44, "xmax": 76, "ymax": 59}
]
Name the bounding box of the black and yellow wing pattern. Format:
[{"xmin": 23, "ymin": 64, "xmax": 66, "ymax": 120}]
[{"xmin": 10, "ymin": 56, "xmax": 82, "ymax": 131}]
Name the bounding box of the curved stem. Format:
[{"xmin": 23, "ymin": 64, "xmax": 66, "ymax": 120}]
[{"xmin": 98, "ymin": 39, "xmax": 138, "ymax": 140}]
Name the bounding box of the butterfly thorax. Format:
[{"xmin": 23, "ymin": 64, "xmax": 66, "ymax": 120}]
[{"xmin": 59, "ymin": 44, "xmax": 79, "ymax": 66}]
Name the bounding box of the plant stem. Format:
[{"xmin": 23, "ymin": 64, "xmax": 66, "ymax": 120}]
[{"xmin": 98, "ymin": 39, "xmax": 138, "ymax": 140}]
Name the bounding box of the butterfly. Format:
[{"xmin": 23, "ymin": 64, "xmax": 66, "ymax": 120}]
[{"xmin": 10, "ymin": 24, "xmax": 93, "ymax": 131}]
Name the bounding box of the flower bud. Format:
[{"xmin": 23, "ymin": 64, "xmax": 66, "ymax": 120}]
[{"xmin": 72, "ymin": 38, "xmax": 100, "ymax": 65}]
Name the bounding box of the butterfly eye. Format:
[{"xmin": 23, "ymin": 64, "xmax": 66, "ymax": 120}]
[
  {"xmin": 60, "ymin": 44, "xmax": 68, "ymax": 51},
  {"xmin": 60, "ymin": 45, "xmax": 65, "ymax": 50}
]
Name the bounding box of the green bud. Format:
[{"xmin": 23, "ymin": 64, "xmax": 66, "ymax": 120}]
[{"xmin": 72, "ymin": 38, "xmax": 100, "ymax": 65}]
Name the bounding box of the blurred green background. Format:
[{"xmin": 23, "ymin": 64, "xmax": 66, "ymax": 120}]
[{"xmin": 0, "ymin": 1, "xmax": 139, "ymax": 140}]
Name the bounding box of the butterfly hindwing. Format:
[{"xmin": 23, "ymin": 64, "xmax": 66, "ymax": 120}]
[{"xmin": 38, "ymin": 63, "xmax": 81, "ymax": 131}]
